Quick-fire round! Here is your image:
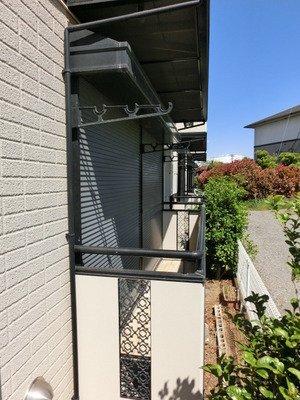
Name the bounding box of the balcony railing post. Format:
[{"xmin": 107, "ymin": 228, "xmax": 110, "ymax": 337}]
[
  {"xmin": 182, "ymin": 260, "xmax": 187, "ymax": 274},
  {"xmin": 170, "ymin": 194, "xmax": 174, "ymax": 210}
]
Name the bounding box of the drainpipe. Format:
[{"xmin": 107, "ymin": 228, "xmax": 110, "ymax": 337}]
[
  {"xmin": 64, "ymin": 27, "xmax": 79, "ymax": 400},
  {"xmin": 64, "ymin": 1, "xmax": 203, "ymax": 398},
  {"xmin": 67, "ymin": 0, "xmax": 203, "ymax": 33}
]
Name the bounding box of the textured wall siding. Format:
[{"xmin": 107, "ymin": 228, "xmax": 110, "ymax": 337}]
[
  {"xmin": 0, "ymin": 1, "xmax": 74, "ymax": 399},
  {"xmin": 254, "ymin": 114, "xmax": 300, "ymax": 147}
]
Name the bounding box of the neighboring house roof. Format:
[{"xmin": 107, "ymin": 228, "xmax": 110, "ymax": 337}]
[{"xmin": 245, "ymin": 104, "xmax": 300, "ymax": 129}]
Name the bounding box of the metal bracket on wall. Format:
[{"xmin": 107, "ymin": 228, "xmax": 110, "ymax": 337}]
[
  {"xmin": 141, "ymin": 143, "xmax": 165, "ymax": 154},
  {"xmin": 163, "ymin": 154, "xmax": 175, "ymax": 162},
  {"xmin": 142, "ymin": 142, "xmax": 189, "ymax": 159},
  {"xmin": 167, "ymin": 143, "xmax": 190, "ymax": 152},
  {"xmin": 72, "ymin": 102, "xmax": 173, "ymax": 128}
]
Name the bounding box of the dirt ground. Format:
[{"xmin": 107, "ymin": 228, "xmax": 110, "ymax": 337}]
[{"xmin": 204, "ymin": 279, "xmax": 245, "ymax": 396}]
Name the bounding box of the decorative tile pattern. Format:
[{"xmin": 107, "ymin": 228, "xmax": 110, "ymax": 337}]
[
  {"xmin": 178, "ymin": 211, "xmax": 189, "ymax": 250},
  {"xmin": 119, "ymin": 279, "xmax": 151, "ymax": 399}
]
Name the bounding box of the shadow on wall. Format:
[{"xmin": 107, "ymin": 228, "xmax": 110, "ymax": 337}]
[{"xmin": 158, "ymin": 377, "xmax": 202, "ymax": 400}]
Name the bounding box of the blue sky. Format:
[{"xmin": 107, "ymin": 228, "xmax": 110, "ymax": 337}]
[{"xmin": 207, "ymin": 0, "xmax": 300, "ymax": 159}]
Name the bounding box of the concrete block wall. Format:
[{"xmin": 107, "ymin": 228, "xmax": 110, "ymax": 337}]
[{"xmin": 0, "ymin": 1, "xmax": 76, "ymax": 399}]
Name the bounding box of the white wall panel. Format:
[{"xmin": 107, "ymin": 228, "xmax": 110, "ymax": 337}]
[
  {"xmin": 151, "ymin": 280, "xmax": 205, "ymax": 399},
  {"xmin": 76, "ymin": 275, "xmax": 120, "ymax": 400}
]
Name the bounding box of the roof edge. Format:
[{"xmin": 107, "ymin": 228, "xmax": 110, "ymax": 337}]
[{"xmin": 245, "ymin": 104, "xmax": 300, "ymax": 129}]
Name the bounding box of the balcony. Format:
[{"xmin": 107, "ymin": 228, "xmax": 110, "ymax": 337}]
[
  {"xmin": 64, "ymin": 2, "xmax": 209, "ymax": 397},
  {"xmin": 73, "ymin": 197, "xmax": 206, "ymax": 399}
]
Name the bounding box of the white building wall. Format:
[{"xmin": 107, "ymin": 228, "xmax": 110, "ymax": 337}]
[
  {"xmin": 254, "ymin": 115, "xmax": 300, "ymax": 147},
  {"xmin": 0, "ymin": 1, "xmax": 75, "ymax": 399}
]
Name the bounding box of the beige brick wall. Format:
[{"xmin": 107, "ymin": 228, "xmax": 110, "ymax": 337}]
[{"xmin": 0, "ymin": 1, "xmax": 75, "ymax": 399}]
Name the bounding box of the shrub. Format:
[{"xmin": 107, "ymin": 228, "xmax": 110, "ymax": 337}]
[
  {"xmin": 278, "ymin": 152, "xmax": 300, "ymax": 167},
  {"xmin": 256, "ymin": 167, "xmax": 277, "ymax": 198},
  {"xmin": 267, "ymin": 194, "xmax": 300, "ymax": 281},
  {"xmin": 205, "ymin": 176, "xmax": 248, "ymax": 277},
  {"xmin": 203, "ymin": 294, "xmax": 300, "ymax": 399},
  {"xmin": 255, "ymin": 150, "xmax": 277, "ymax": 169},
  {"xmin": 256, "ymin": 165, "xmax": 300, "ymax": 199},
  {"xmin": 272, "ymin": 164, "xmax": 300, "ymax": 197},
  {"xmin": 197, "ymin": 158, "xmax": 261, "ymax": 200},
  {"xmin": 241, "ymin": 233, "xmax": 258, "ymax": 261},
  {"xmin": 196, "ymin": 159, "xmax": 300, "ymax": 200},
  {"xmin": 203, "ymin": 195, "xmax": 300, "ymax": 399},
  {"xmin": 206, "ymin": 160, "xmax": 223, "ymax": 171}
]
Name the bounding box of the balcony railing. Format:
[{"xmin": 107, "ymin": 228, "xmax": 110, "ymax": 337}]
[
  {"xmin": 74, "ymin": 200, "xmax": 205, "ymax": 281},
  {"xmin": 74, "ymin": 196, "xmax": 206, "ymax": 400},
  {"xmin": 168, "ymin": 193, "xmax": 204, "ymax": 210}
]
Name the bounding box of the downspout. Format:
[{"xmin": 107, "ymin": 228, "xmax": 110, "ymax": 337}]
[
  {"xmin": 64, "ymin": 28, "xmax": 79, "ymax": 400},
  {"xmin": 64, "ymin": 1, "xmax": 203, "ymax": 398},
  {"xmin": 67, "ymin": 0, "xmax": 203, "ymax": 33}
]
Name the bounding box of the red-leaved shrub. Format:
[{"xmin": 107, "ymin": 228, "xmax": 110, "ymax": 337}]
[
  {"xmin": 269, "ymin": 164, "xmax": 300, "ymax": 197},
  {"xmin": 196, "ymin": 159, "xmax": 300, "ymax": 199}
]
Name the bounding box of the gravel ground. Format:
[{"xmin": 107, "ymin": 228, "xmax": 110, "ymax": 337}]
[{"xmin": 247, "ymin": 210, "xmax": 300, "ymax": 314}]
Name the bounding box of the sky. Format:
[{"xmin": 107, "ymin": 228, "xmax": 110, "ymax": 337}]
[{"xmin": 207, "ymin": 0, "xmax": 300, "ymax": 160}]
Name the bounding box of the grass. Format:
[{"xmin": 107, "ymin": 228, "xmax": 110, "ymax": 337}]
[
  {"xmin": 243, "ymin": 198, "xmax": 270, "ymax": 211},
  {"xmin": 243, "ymin": 196, "xmax": 295, "ymax": 211}
]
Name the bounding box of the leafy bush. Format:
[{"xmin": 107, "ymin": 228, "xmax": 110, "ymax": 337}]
[
  {"xmin": 196, "ymin": 159, "xmax": 300, "ymax": 200},
  {"xmin": 205, "ymin": 176, "xmax": 248, "ymax": 277},
  {"xmin": 206, "ymin": 160, "xmax": 223, "ymax": 171},
  {"xmin": 241, "ymin": 233, "xmax": 258, "ymax": 261},
  {"xmin": 267, "ymin": 194, "xmax": 300, "ymax": 282},
  {"xmin": 203, "ymin": 294, "xmax": 300, "ymax": 399},
  {"xmin": 255, "ymin": 150, "xmax": 277, "ymax": 169},
  {"xmin": 255, "ymin": 165, "xmax": 300, "ymax": 199},
  {"xmin": 278, "ymin": 152, "xmax": 300, "ymax": 167},
  {"xmin": 198, "ymin": 158, "xmax": 261, "ymax": 199},
  {"xmin": 203, "ymin": 195, "xmax": 300, "ymax": 399}
]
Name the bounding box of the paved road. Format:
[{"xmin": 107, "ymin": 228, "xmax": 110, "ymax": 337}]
[{"xmin": 247, "ymin": 210, "xmax": 300, "ymax": 314}]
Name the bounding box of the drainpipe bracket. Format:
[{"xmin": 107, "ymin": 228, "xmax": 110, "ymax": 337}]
[{"xmin": 66, "ymin": 233, "xmax": 75, "ymax": 242}]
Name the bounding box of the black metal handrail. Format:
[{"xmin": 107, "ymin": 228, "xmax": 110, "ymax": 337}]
[
  {"xmin": 171, "ymin": 195, "xmax": 202, "ymax": 200},
  {"xmin": 166, "ymin": 194, "xmax": 204, "ymax": 210},
  {"xmin": 74, "ymin": 244, "xmax": 203, "ymax": 261},
  {"xmin": 75, "ymin": 265, "xmax": 205, "ymax": 283},
  {"xmin": 74, "ymin": 204, "xmax": 206, "ymax": 282},
  {"xmin": 171, "ymin": 194, "xmax": 203, "ymax": 201}
]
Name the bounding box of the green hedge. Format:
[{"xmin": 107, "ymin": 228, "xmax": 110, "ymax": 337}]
[{"xmin": 205, "ymin": 176, "xmax": 248, "ymax": 277}]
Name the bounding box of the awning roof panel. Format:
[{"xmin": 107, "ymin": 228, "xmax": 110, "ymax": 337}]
[
  {"xmin": 69, "ymin": 31, "xmax": 179, "ymax": 144},
  {"xmin": 67, "ymin": 0, "xmax": 209, "ymax": 124},
  {"xmin": 142, "ymin": 60, "xmax": 200, "ymax": 93}
]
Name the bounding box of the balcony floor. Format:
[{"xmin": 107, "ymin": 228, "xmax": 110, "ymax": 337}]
[{"xmin": 155, "ymin": 258, "xmax": 182, "ymax": 273}]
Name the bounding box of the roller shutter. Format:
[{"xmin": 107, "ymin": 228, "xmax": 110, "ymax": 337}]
[
  {"xmin": 142, "ymin": 143, "xmax": 163, "ymax": 270},
  {"xmin": 78, "ymin": 78, "xmax": 140, "ymax": 269}
]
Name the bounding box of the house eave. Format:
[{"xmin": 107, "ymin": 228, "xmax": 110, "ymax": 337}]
[{"xmin": 245, "ymin": 104, "xmax": 300, "ymax": 129}]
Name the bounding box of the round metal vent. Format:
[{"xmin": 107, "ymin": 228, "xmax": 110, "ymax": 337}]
[{"xmin": 25, "ymin": 377, "xmax": 53, "ymax": 400}]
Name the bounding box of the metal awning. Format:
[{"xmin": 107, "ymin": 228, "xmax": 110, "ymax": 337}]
[
  {"xmin": 181, "ymin": 132, "xmax": 207, "ymax": 152},
  {"xmin": 69, "ymin": 31, "xmax": 180, "ymax": 144},
  {"xmin": 176, "ymin": 122, "xmax": 207, "ymax": 160},
  {"xmin": 66, "ymin": 0, "xmax": 209, "ymax": 124}
]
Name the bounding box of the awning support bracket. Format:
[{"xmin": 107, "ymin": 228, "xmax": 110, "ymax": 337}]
[
  {"xmin": 72, "ymin": 102, "xmax": 173, "ymax": 128},
  {"xmin": 163, "ymin": 154, "xmax": 176, "ymax": 162},
  {"xmin": 142, "ymin": 142, "xmax": 191, "ymax": 157},
  {"xmin": 141, "ymin": 143, "xmax": 165, "ymax": 154}
]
